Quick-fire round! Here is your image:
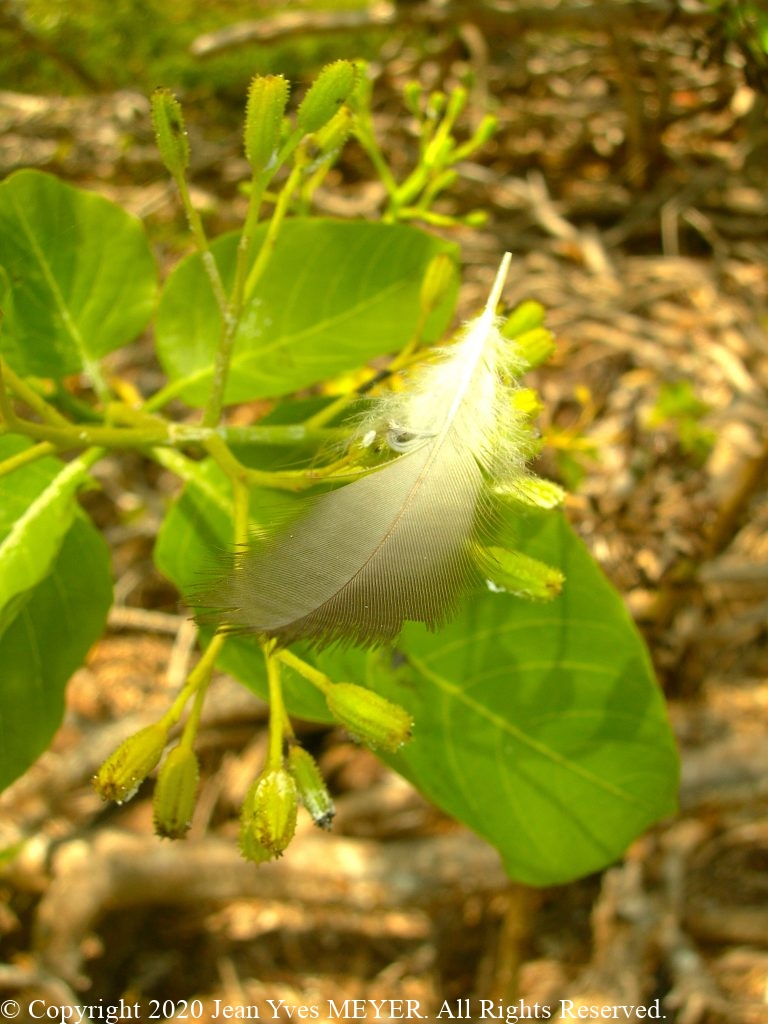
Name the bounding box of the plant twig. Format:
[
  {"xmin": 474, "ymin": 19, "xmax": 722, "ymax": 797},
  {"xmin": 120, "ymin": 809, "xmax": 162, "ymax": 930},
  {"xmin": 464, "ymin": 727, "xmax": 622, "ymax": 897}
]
[{"xmin": 0, "ymin": 440, "xmax": 57, "ymax": 479}]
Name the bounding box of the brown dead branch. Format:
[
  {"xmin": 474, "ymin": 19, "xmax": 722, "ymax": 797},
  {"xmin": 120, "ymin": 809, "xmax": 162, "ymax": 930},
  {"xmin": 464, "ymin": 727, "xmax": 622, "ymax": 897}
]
[{"xmin": 20, "ymin": 828, "xmax": 507, "ymax": 987}]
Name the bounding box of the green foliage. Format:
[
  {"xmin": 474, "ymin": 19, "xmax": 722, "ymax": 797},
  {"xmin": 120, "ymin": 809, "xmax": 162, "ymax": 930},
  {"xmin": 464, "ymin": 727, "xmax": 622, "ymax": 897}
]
[
  {"xmin": 648, "ymin": 379, "xmax": 716, "ymax": 463},
  {"xmin": 0, "ymin": 439, "xmax": 112, "ymax": 790},
  {"xmin": 0, "ymin": 171, "xmax": 157, "ymax": 383},
  {"xmin": 0, "ymin": 65, "xmax": 678, "ymax": 882},
  {"xmin": 699, "ymin": 1, "xmax": 768, "ymax": 90},
  {"xmin": 155, "ymin": 221, "xmax": 458, "ymax": 407},
  {"xmin": 2, "ymin": 0, "xmax": 378, "ymax": 99}
]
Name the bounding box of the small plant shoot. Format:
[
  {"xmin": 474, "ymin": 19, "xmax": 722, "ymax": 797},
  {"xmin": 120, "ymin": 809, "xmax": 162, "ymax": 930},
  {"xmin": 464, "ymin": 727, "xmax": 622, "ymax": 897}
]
[{"xmin": 0, "ymin": 62, "xmax": 678, "ymax": 883}]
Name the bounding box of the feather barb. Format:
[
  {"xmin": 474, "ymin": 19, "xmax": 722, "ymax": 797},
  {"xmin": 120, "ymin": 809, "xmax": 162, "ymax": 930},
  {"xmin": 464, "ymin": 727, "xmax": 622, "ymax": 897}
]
[{"xmin": 199, "ymin": 253, "xmax": 552, "ymax": 649}]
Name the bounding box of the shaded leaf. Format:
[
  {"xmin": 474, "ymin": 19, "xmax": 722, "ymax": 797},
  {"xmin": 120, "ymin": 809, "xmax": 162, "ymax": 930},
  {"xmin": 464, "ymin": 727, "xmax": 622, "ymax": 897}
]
[
  {"xmin": 0, "ymin": 515, "xmax": 112, "ymax": 792},
  {"xmin": 318, "ymin": 512, "xmax": 678, "ymax": 885},
  {"xmin": 0, "ymin": 436, "xmax": 92, "ymax": 633},
  {"xmin": 0, "ymin": 169, "xmax": 157, "ymax": 378},
  {"xmin": 155, "ymin": 219, "xmax": 458, "ymax": 406}
]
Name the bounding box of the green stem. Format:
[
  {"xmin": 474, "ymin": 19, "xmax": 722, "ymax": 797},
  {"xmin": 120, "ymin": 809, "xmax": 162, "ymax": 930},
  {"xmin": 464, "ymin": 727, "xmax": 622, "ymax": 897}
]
[
  {"xmin": 243, "ymin": 163, "xmax": 303, "ymax": 301},
  {"xmin": 354, "ymin": 116, "xmax": 399, "ymax": 199},
  {"xmin": 201, "ymin": 162, "xmax": 309, "ymax": 429},
  {"xmin": 0, "ymin": 360, "xmax": 17, "ymax": 427},
  {"xmin": 143, "ymin": 376, "xmax": 194, "ymax": 413},
  {"xmin": 303, "ymin": 391, "xmax": 361, "ymax": 431},
  {"xmin": 200, "ymin": 177, "xmax": 268, "ymax": 431},
  {"xmin": 4, "ymin": 404, "xmax": 347, "ymax": 466},
  {"xmin": 179, "ymin": 656, "xmax": 213, "ymax": 751},
  {"xmin": 174, "ymin": 173, "xmax": 228, "ymax": 315},
  {"xmin": 5, "ymin": 416, "xmax": 173, "ymax": 450},
  {"xmin": 230, "ymin": 178, "xmax": 267, "ymax": 320},
  {"xmin": 1, "ymin": 358, "xmax": 72, "ymax": 427},
  {"xmin": 202, "ymin": 432, "xmax": 307, "ymax": 493},
  {"xmin": 277, "ymin": 649, "xmax": 332, "ymax": 696},
  {"xmin": 163, "ymin": 632, "xmax": 227, "ymax": 730},
  {"xmin": 202, "ymin": 434, "xmax": 253, "ymax": 544},
  {"xmin": 303, "ymin": 338, "xmax": 431, "ymax": 432},
  {"xmin": 0, "ymin": 440, "xmax": 57, "ymax": 479},
  {"xmin": 223, "ymin": 423, "xmax": 348, "ymax": 447},
  {"xmin": 265, "ymin": 646, "xmax": 290, "ymax": 769}
]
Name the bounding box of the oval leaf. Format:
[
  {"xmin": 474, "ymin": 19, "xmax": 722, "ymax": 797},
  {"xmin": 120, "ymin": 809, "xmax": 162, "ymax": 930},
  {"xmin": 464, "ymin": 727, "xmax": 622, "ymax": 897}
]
[
  {"xmin": 318, "ymin": 512, "xmax": 678, "ymax": 885},
  {"xmin": 155, "ymin": 219, "xmax": 459, "ymax": 406},
  {"xmin": 0, "ymin": 515, "xmax": 112, "ymax": 792},
  {"xmin": 0, "ymin": 169, "xmax": 157, "ymax": 378},
  {"xmin": 0, "ymin": 437, "xmax": 92, "ymax": 633}
]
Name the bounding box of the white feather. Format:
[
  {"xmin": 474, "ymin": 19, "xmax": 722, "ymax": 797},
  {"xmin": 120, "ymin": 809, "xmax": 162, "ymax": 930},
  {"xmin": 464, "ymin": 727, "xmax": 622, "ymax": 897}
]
[{"xmin": 202, "ymin": 253, "xmax": 542, "ymax": 648}]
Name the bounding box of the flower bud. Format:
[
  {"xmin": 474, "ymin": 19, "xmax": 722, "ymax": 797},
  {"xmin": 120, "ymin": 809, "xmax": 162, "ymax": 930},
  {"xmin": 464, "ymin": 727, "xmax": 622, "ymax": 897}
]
[
  {"xmin": 502, "ymin": 300, "xmax": 544, "ymax": 338},
  {"xmin": 403, "ymin": 81, "xmax": 422, "ymax": 117},
  {"xmin": 313, "ymin": 106, "xmax": 353, "ymax": 160},
  {"xmin": 426, "ymin": 90, "xmax": 447, "ymax": 119},
  {"xmin": 151, "ymin": 89, "xmax": 189, "ymax": 178},
  {"xmin": 481, "ymin": 546, "xmax": 564, "ymax": 601},
  {"xmin": 511, "ymin": 387, "xmax": 543, "ymax": 418},
  {"xmin": 297, "ymin": 60, "xmax": 356, "ymax": 134},
  {"xmin": 238, "ymin": 823, "xmax": 272, "ymax": 865},
  {"xmin": 495, "ymin": 475, "xmax": 566, "ymax": 511},
  {"xmin": 244, "ymin": 74, "xmax": 290, "ymax": 174},
  {"xmin": 326, "ymin": 683, "xmax": 413, "ymax": 752},
  {"xmin": 152, "ymin": 744, "xmax": 199, "ymax": 840},
  {"xmin": 419, "ymin": 253, "xmax": 457, "ymax": 318},
  {"xmin": 287, "ymin": 745, "xmax": 335, "ymax": 830},
  {"xmin": 514, "ymin": 328, "xmax": 557, "ymax": 370},
  {"xmin": 241, "ymin": 767, "xmax": 298, "ymax": 859},
  {"xmin": 424, "ymin": 132, "xmax": 454, "ymax": 169},
  {"xmin": 472, "ymin": 114, "xmax": 498, "ymax": 148},
  {"xmin": 93, "ymin": 722, "xmax": 168, "ymax": 804},
  {"xmin": 463, "ymin": 210, "xmax": 488, "ymax": 228}
]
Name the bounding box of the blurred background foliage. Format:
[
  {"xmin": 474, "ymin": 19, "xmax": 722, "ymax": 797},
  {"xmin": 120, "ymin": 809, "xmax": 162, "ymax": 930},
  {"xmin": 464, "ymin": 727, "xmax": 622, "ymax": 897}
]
[{"xmin": 1, "ymin": 0, "xmax": 376, "ymax": 107}]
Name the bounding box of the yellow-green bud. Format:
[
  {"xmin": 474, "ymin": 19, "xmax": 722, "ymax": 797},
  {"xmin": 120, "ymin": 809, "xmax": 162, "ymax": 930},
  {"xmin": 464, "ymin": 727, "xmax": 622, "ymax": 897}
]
[
  {"xmin": 403, "ymin": 81, "xmax": 422, "ymax": 117},
  {"xmin": 511, "ymin": 387, "xmax": 543, "ymax": 418},
  {"xmin": 419, "ymin": 253, "xmax": 457, "ymax": 317},
  {"xmin": 93, "ymin": 722, "xmax": 168, "ymax": 804},
  {"xmin": 496, "ymin": 475, "xmax": 566, "ymax": 510},
  {"xmin": 151, "ymin": 88, "xmax": 189, "ymax": 178},
  {"xmin": 238, "ymin": 822, "xmax": 272, "ymax": 865},
  {"xmin": 297, "ymin": 60, "xmax": 356, "ymax": 134},
  {"xmin": 514, "ymin": 328, "xmax": 557, "ymax": 370},
  {"xmin": 326, "ymin": 683, "xmax": 413, "ymax": 752},
  {"xmin": 241, "ymin": 767, "xmax": 298, "ymax": 859},
  {"xmin": 480, "ymin": 546, "xmax": 564, "ymax": 602},
  {"xmin": 503, "ymin": 300, "xmax": 545, "ymax": 338},
  {"xmin": 244, "ymin": 74, "xmax": 290, "ymax": 174},
  {"xmin": 287, "ymin": 745, "xmax": 335, "ymax": 830},
  {"xmin": 446, "ymin": 85, "xmax": 468, "ymax": 120},
  {"xmin": 424, "ymin": 132, "xmax": 454, "ymax": 169},
  {"xmin": 313, "ymin": 106, "xmax": 353, "ymax": 160},
  {"xmin": 426, "ymin": 91, "xmax": 447, "ymax": 119},
  {"xmin": 152, "ymin": 744, "xmax": 199, "ymax": 840},
  {"xmin": 348, "ymin": 60, "xmax": 372, "ymax": 114},
  {"xmin": 463, "ymin": 210, "xmax": 488, "ymax": 227},
  {"xmin": 473, "ymin": 114, "xmax": 498, "ymax": 147}
]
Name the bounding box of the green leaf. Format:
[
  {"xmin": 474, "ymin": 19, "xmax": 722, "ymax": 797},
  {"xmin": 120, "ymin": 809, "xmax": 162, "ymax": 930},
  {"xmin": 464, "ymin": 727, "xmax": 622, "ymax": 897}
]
[
  {"xmin": 156, "ymin": 454, "xmax": 677, "ymax": 884},
  {"xmin": 0, "ymin": 436, "xmax": 93, "ymax": 633},
  {"xmin": 153, "ymin": 458, "xmax": 329, "ymax": 720},
  {"xmin": 318, "ymin": 512, "xmax": 678, "ymax": 885},
  {"xmin": 0, "ymin": 169, "xmax": 157, "ymax": 378},
  {"xmin": 0, "ymin": 515, "xmax": 112, "ymax": 792},
  {"xmin": 155, "ymin": 219, "xmax": 458, "ymax": 406}
]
